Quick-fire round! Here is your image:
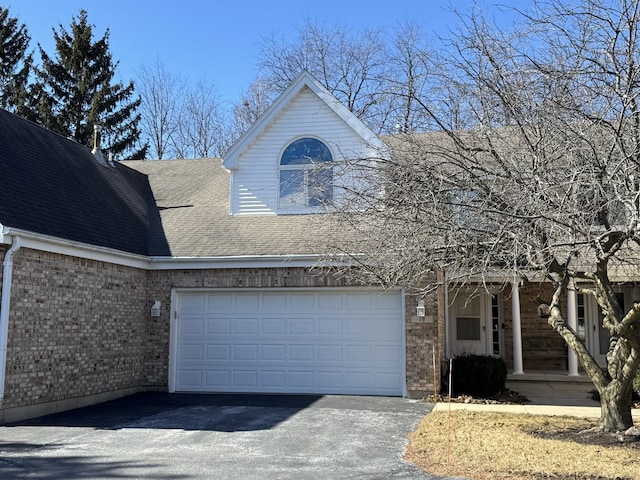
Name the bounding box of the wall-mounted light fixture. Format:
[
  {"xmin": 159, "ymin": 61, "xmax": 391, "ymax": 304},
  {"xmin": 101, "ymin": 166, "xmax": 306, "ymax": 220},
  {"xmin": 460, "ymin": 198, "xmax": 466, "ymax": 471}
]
[
  {"xmin": 151, "ymin": 300, "xmax": 161, "ymax": 317},
  {"xmin": 416, "ymin": 299, "xmax": 425, "ymax": 317}
]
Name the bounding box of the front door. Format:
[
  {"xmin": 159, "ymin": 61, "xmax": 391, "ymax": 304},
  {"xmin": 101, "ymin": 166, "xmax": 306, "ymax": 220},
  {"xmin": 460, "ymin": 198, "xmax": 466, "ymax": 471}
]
[{"xmin": 450, "ymin": 292, "xmax": 502, "ymax": 357}]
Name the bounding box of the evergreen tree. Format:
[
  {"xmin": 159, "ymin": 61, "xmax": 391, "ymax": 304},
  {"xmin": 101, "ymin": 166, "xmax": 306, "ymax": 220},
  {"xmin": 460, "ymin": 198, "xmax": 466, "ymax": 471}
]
[
  {"xmin": 35, "ymin": 10, "xmax": 146, "ymax": 159},
  {"xmin": 0, "ymin": 7, "xmax": 32, "ymax": 112}
]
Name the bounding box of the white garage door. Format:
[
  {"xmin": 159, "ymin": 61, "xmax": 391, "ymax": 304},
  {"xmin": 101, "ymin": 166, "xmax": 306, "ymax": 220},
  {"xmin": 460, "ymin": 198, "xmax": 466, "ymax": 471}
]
[{"xmin": 171, "ymin": 289, "xmax": 404, "ymax": 395}]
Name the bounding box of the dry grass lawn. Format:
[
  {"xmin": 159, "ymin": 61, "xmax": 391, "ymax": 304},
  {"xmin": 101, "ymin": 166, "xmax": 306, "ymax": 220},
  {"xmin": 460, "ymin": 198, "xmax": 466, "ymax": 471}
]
[{"xmin": 406, "ymin": 410, "xmax": 640, "ymax": 480}]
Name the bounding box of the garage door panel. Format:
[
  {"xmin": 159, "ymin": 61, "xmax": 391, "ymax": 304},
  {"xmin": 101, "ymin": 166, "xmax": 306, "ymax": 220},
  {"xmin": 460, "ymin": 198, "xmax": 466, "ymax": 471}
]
[
  {"xmin": 261, "ymin": 344, "xmax": 286, "ymax": 361},
  {"xmin": 180, "ymin": 317, "xmax": 205, "ymax": 334},
  {"xmin": 178, "ymin": 369, "xmax": 202, "ymax": 387},
  {"xmin": 346, "ymin": 317, "xmax": 372, "ymax": 336},
  {"xmin": 261, "ymin": 370, "xmax": 286, "ymax": 388},
  {"xmin": 374, "ymin": 345, "xmax": 402, "ymax": 363},
  {"xmin": 346, "ymin": 293, "xmax": 373, "ymax": 309},
  {"xmin": 205, "ymin": 370, "xmax": 229, "ymax": 387},
  {"xmin": 289, "ymin": 293, "xmax": 315, "ymax": 310},
  {"xmin": 288, "ymin": 344, "xmax": 314, "ymax": 361},
  {"xmin": 317, "ymin": 371, "xmax": 342, "ymax": 388},
  {"xmin": 289, "ymin": 317, "xmax": 314, "ymax": 334},
  {"xmin": 261, "ymin": 317, "xmax": 286, "ymax": 334},
  {"xmin": 208, "ymin": 318, "xmax": 231, "ymax": 334},
  {"xmin": 181, "ymin": 294, "xmax": 206, "ymax": 313},
  {"xmin": 262, "ymin": 293, "xmax": 287, "ymax": 309},
  {"xmin": 207, "ymin": 293, "xmax": 232, "ymax": 309},
  {"xmin": 179, "ymin": 344, "xmax": 203, "ymax": 360},
  {"xmin": 233, "ymin": 370, "xmax": 258, "ymax": 387},
  {"xmin": 317, "ymin": 344, "xmax": 342, "ymax": 361},
  {"xmin": 373, "ymin": 316, "xmax": 401, "ymax": 336},
  {"xmin": 234, "ymin": 318, "xmax": 259, "ymax": 334},
  {"xmin": 234, "ymin": 293, "xmax": 260, "ymax": 309},
  {"xmin": 376, "ymin": 372, "xmax": 402, "ymax": 389},
  {"xmin": 317, "ymin": 317, "xmax": 342, "ymax": 335},
  {"xmin": 344, "ymin": 371, "xmax": 373, "ymax": 388},
  {"xmin": 289, "ymin": 370, "xmax": 314, "ymax": 388},
  {"xmin": 345, "ymin": 345, "xmax": 372, "ymax": 362},
  {"xmin": 174, "ymin": 290, "xmax": 403, "ymax": 395},
  {"xmin": 233, "ymin": 344, "xmax": 258, "ymax": 360},
  {"xmin": 206, "ymin": 344, "xmax": 230, "ymax": 360},
  {"xmin": 317, "ymin": 293, "xmax": 343, "ymax": 310}
]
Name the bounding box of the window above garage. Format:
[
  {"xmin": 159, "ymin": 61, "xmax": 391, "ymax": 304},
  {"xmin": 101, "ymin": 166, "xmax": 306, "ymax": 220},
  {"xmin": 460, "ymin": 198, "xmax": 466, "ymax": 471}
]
[{"xmin": 279, "ymin": 137, "xmax": 333, "ymax": 211}]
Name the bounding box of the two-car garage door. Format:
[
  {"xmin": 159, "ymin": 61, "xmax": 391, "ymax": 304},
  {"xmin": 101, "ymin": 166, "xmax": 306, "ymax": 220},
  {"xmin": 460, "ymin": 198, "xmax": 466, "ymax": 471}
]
[{"xmin": 170, "ymin": 289, "xmax": 404, "ymax": 396}]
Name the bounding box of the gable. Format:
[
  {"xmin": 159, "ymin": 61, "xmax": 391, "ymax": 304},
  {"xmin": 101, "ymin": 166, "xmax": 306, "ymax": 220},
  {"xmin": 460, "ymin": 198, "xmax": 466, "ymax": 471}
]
[{"xmin": 226, "ymin": 84, "xmax": 385, "ymax": 216}]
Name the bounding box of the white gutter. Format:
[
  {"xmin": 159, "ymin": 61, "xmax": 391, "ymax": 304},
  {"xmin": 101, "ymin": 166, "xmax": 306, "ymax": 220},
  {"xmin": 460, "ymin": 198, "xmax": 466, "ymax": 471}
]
[{"xmin": 0, "ymin": 236, "xmax": 21, "ymax": 406}]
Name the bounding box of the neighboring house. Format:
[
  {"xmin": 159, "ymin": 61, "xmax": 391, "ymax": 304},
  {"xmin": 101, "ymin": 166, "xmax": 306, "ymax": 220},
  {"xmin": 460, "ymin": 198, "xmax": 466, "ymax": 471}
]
[{"xmin": 0, "ymin": 72, "xmax": 598, "ymax": 424}]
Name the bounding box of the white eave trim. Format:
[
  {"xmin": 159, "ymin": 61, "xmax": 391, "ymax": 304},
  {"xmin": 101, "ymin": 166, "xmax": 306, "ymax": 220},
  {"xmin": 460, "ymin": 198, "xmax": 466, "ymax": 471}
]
[
  {"xmin": 1, "ymin": 226, "xmax": 354, "ymax": 271},
  {"xmin": 147, "ymin": 254, "xmax": 337, "ymax": 270},
  {"xmin": 1, "ymin": 226, "xmax": 150, "ymax": 269}
]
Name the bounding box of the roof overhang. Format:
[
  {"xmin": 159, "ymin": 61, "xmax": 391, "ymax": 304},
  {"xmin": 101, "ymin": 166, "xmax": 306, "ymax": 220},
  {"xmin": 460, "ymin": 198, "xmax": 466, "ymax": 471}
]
[{"xmin": 0, "ymin": 226, "xmax": 355, "ymax": 271}]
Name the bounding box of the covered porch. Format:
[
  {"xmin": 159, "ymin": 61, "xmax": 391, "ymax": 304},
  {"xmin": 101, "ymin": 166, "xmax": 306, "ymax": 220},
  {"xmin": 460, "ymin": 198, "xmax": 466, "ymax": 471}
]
[{"xmin": 445, "ymin": 281, "xmax": 620, "ymax": 377}]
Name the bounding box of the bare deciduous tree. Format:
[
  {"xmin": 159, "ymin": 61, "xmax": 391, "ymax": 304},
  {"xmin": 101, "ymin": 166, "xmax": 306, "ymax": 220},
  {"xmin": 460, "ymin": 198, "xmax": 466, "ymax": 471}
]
[
  {"xmin": 173, "ymin": 79, "xmax": 232, "ymax": 158},
  {"xmin": 231, "ymin": 77, "xmax": 276, "ymax": 139},
  {"xmin": 136, "ymin": 58, "xmax": 184, "ymax": 159},
  {"xmin": 331, "ymin": 0, "xmax": 640, "ymax": 433},
  {"xmin": 260, "ymin": 20, "xmax": 385, "ymax": 119}
]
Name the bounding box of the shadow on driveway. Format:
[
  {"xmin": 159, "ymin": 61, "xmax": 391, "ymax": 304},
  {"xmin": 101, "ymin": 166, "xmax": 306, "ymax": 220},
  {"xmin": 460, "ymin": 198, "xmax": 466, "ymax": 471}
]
[{"xmin": 7, "ymin": 392, "xmax": 324, "ymax": 432}]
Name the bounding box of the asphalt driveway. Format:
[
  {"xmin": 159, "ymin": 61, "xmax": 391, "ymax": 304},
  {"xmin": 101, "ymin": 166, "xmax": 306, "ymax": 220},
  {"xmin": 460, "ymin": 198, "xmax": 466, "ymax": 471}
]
[{"xmin": 0, "ymin": 392, "xmax": 456, "ymax": 479}]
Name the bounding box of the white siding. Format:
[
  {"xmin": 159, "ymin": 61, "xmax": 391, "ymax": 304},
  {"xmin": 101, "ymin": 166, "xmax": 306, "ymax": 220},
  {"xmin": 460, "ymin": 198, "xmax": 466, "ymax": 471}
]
[{"xmin": 230, "ymin": 87, "xmax": 380, "ymax": 215}]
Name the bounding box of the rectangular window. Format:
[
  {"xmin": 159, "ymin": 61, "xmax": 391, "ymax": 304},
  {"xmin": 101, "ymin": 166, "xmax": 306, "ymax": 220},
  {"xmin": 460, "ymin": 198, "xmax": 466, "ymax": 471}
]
[
  {"xmin": 456, "ymin": 317, "xmax": 481, "ymax": 341},
  {"xmin": 279, "ymin": 169, "xmax": 306, "ymax": 207},
  {"xmin": 279, "ymin": 167, "xmax": 333, "ymax": 208}
]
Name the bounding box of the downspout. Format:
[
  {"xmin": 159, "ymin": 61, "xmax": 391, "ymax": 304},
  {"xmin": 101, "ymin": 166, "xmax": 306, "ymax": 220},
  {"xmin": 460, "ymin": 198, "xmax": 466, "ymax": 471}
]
[{"xmin": 0, "ymin": 236, "xmax": 21, "ymax": 407}]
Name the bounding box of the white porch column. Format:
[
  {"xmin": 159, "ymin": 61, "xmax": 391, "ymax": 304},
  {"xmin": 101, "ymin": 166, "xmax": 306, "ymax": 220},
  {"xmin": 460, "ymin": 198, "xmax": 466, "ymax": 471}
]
[
  {"xmin": 511, "ymin": 282, "xmax": 524, "ymax": 375},
  {"xmin": 566, "ymin": 280, "xmax": 580, "ymax": 376}
]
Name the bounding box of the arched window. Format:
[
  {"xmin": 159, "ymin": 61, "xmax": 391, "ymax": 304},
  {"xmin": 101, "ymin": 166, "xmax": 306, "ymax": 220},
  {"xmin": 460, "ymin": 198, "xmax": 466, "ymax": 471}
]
[{"xmin": 279, "ymin": 137, "xmax": 333, "ymax": 208}]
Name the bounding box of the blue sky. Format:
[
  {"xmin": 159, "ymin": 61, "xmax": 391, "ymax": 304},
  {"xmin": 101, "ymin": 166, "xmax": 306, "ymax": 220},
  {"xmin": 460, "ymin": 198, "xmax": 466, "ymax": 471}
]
[{"xmin": 5, "ymin": 1, "xmax": 523, "ymax": 106}]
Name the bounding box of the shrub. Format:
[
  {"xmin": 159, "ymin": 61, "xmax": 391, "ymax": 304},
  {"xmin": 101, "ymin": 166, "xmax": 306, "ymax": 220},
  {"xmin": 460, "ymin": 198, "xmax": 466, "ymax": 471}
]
[
  {"xmin": 449, "ymin": 354, "xmax": 507, "ymax": 397},
  {"xmin": 633, "ymin": 368, "xmax": 640, "ymax": 399}
]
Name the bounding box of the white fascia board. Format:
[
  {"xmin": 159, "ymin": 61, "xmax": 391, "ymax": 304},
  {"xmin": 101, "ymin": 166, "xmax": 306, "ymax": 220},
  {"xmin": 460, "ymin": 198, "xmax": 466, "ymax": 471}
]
[
  {"xmin": 147, "ymin": 254, "xmax": 356, "ymax": 270},
  {"xmin": 1, "ymin": 227, "xmax": 150, "ymax": 269},
  {"xmin": 2, "ymin": 226, "xmax": 361, "ymax": 271}
]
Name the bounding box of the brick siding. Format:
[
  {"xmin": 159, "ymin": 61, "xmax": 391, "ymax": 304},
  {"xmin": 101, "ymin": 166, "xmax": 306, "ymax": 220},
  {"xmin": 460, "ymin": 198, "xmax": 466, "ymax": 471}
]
[
  {"xmin": 0, "ymin": 243, "xmax": 583, "ymax": 417},
  {"xmin": 1, "ymin": 248, "xmax": 148, "ymax": 410},
  {"xmin": 1, "ymin": 258, "xmax": 442, "ymax": 415}
]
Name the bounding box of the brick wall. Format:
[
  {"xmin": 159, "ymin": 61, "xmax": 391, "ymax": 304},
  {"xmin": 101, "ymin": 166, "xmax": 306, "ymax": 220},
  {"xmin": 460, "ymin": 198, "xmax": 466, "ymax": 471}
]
[
  {"xmin": 2, "ymin": 248, "xmax": 148, "ymax": 410},
  {"xmin": 502, "ymin": 283, "xmax": 568, "ymax": 371},
  {"xmin": 2, "ymin": 254, "xmax": 441, "ymax": 414}
]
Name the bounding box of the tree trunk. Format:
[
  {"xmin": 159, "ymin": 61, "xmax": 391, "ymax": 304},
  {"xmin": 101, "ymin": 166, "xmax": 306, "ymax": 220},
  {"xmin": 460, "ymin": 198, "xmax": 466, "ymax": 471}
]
[{"xmin": 598, "ymin": 382, "xmax": 634, "ymax": 432}]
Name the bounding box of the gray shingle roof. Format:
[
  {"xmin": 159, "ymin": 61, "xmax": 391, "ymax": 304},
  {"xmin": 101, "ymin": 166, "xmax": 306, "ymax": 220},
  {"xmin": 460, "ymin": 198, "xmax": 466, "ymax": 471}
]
[
  {"xmin": 0, "ymin": 108, "xmax": 337, "ymax": 259},
  {"xmin": 123, "ymin": 159, "xmax": 334, "ymax": 258},
  {"xmin": 0, "ymin": 109, "xmax": 166, "ymax": 256}
]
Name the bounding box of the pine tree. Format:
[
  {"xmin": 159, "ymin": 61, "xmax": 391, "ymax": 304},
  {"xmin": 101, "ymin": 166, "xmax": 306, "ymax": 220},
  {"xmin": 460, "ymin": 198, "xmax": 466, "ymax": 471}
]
[
  {"xmin": 35, "ymin": 10, "xmax": 146, "ymax": 159},
  {"xmin": 0, "ymin": 7, "xmax": 32, "ymax": 112}
]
